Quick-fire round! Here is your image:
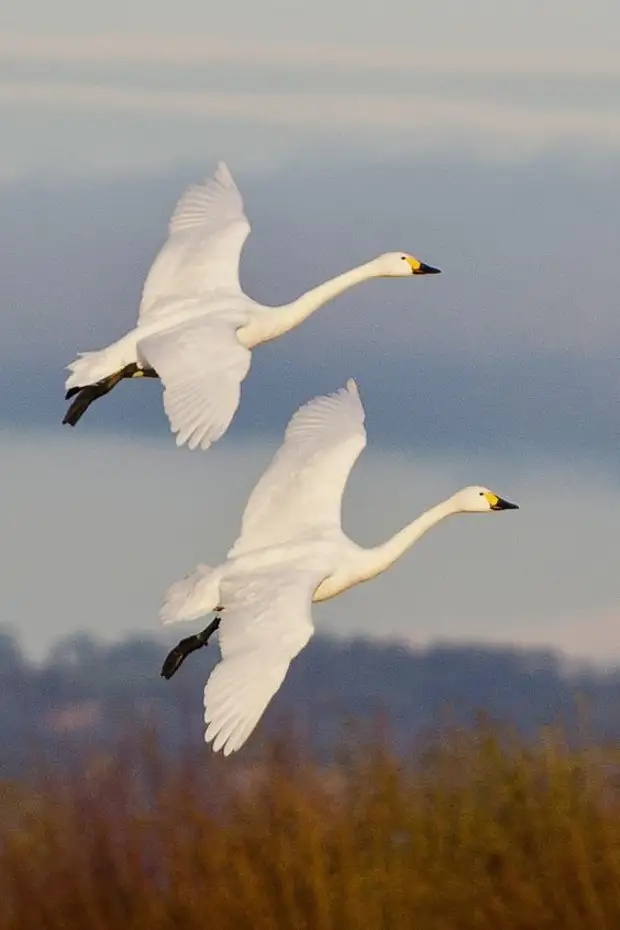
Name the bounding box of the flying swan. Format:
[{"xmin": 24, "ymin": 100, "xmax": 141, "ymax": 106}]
[
  {"xmin": 63, "ymin": 162, "xmax": 440, "ymax": 450},
  {"xmin": 159, "ymin": 379, "xmax": 519, "ymax": 755}
]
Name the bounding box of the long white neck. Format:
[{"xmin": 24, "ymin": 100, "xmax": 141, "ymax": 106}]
[
  {"xmin": 364, "ymin": 497, "xmax": 459, "ymax": 579},
  {"xmin": 239, "ymin": 261, "xmax": 380, "ymax": 346}
]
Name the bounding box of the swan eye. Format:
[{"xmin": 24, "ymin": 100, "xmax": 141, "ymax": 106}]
[{"xmin": 479, "ymin": 491, "xmax": 485, "ymax": 496}]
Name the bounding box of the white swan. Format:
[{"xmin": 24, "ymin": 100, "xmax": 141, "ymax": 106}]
[
  {"xmin": 160, "ymin": 379, "xmax": 518, "ymax": 756},
  {"xmin": 63, "ymin": 162, "xmax": 441, "ymax": 449}
]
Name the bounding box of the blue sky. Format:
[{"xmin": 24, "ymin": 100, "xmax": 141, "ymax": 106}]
[{"xmin": 1, "ymin": 2, "xmax": 619, "ymax": 661}]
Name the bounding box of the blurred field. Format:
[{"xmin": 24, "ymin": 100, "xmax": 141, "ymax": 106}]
[{"xmin": 2, "ymin": 720, "xmax": 620, "ymax": 930}]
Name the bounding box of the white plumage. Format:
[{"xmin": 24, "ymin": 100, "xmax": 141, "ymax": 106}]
[
  {"xmin": 228, "ymin": 378, "xmax": 366, "ymax": 557},
  {"xmin": 137, "ymin": 316, "xmax": 251, "ymax": 450},
  {"xmin": 139, "ymin": 163, "xmax": 250, "ymax": 314},
  {"xmin": 161, "ymin": 380, "xmax": 518, "ymax": 756},
  {"xmin": 63, "ymin": 162, "xmax": 440, "ymax": 450}
]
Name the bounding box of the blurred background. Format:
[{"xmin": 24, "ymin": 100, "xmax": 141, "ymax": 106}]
[{"xmin": 2, "ymin": 3, "xmax": 620, "ymax": 925}]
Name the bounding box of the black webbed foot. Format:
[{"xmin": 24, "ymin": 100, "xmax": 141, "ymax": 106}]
[
  {"xmin": 62, "ymin": 364, "xmax": 159, "ymax": 426},
  {"xmin": 160, "ymin": 616, "xmax": 221, "ymax": 680}
]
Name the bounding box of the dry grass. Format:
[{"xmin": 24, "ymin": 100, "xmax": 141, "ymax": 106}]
[{"xmin": 2, "ymin": 721, "xmax": 620, "ymax": 929}]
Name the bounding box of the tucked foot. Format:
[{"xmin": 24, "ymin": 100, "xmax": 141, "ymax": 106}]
[
  {"xmin": 62, "ymin": 364, "xmax": 159, "ymax": 426},
  {"xmin": 160, "ymin": 616, "xmax": 221, "ymax": 681},
  {"xmin": 160, "ymin": 635, "xmax": 200, "ymax": 679},
  {"xmin": 63, "ymin": 370, "xmax": 125, "ymax": 426},
  {"xmin": 63, "ymin": 382, "xmax": 108, "ymax": 426}
]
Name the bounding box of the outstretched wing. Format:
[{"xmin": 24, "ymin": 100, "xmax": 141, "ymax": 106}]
[
  {"xmin": 139, "ymin": 162, "xmax": 251, "ymax": 318},
  {"xmin": 138, "ymin": 316, "xmax": 251, "ymax": 451},
  {"xmin": 229, "ymin": 379, "xmax": 367, "ymax": 557},
  {"xmin": 204, "ymin": 563, "xmax": 327, "ymax": 756}
]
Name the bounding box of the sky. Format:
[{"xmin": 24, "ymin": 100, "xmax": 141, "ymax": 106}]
[{"xmin": 1, "ymin": 1, "xmax": 620, "ymax": 662}]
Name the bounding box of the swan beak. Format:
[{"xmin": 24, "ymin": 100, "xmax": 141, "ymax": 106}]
[
  {"xmin": 414, "ymin": 262, "xmax": 441, "ymax": 275},
  {"xmin": 488, "ymin": 494, "xmax": 519, "ymax": 511},
  {"xmin": 406, "ymin": 257, "xmax": 441, "ymax": 275}
]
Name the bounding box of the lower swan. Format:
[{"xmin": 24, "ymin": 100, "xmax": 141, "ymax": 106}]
[{"xmin": 160, "ymin": 379, "xmax": 519, "ymax": 756}]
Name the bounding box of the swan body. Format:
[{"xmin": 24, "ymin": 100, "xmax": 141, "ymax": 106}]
[
  {"xmin": 63, "ymin": 162, "xmax": 440, "ymax": 450},
  {"xmin": 160, "ymin": 379, "xmax": 519, "ymax": 756}
]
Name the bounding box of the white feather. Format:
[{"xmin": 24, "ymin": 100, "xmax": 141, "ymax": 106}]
[
  {"xmin": 161, "ymin": 564, "xmax": 220, "ymax": 625},
  {"xmin": 138, "ymin": 316, "xmax": 251, "ymax": 451},
  {"xmin": 162, "ymin": 380, "xmax": 518, "ymax": 756},
  {"xmin": 203, "ymin": 564, "xmax": 323, "ymax": 756},
  {"xmin": 228, "ymin": 379, "xmax": 366, "ymax": 557},
  {"xmin": 64, "ymin": 160, "xmax": 436, "ymax": 451},
  {"xmin": 140, "ymin": 161, "xmax": 251, "ymax": 313}
]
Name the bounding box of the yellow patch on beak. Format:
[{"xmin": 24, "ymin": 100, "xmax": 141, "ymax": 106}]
[
  {"xmin": 484, "ymin": 492, "xmax": 499, "ymax": 508},
  {"xmin": 132, "ymin": 370, "xmax": 145, "ymax": 378},
  {"xmin": 405, "ymin": 256, "xmax": 422, "ymax": 272}
]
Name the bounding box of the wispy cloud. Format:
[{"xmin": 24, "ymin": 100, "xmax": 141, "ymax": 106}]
[
  {"xmin": 2, "ymin": 26, "xmax": 619, "ymax": 176},
  {"xmin": 3, "ymin": 80, "xmax": 620, "ymax": 155},
  {"xmin": 2, "ymin": 31, "xmax": 620, "ymax": 75}
]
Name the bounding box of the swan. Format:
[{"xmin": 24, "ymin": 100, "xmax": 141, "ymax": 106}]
[
  {"xmin": 159, "ymin": 379, "xmax": 519, "ymax": 756},
  {"xmin": 62, "ymin": 162, "xmax": 441, "ymax": 450}
]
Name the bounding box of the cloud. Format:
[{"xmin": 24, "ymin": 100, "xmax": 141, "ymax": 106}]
[
  {"xmin": 3, "ymin": 80, "xmax": 620, "ymax": 156},
  {"xmin": 2, "ymin": 31, "xmax": 620, "ymax": 75},
  {"xmin": 3, "ymin": 17, "xmax": 620, "ymax": 178}
]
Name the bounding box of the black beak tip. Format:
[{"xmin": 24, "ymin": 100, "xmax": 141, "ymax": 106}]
[
  {"xmin": 415, "ymin": 263, "xmax": 441, "ymax": 275},
  {"xmin": 495, "ymin": 498, "xmax": 519, "ymax": 511}
]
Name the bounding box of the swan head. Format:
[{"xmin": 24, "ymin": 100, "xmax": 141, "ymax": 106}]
[
  {"xmin": 450, "ymin": 485, "xmax": 519, "ymax": 514},
  {"xmin": 373, "ymin": 252, "xmax": 442, "ymax": 277}
]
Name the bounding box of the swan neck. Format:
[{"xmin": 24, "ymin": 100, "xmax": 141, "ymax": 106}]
[
  {"xmin": 279, "ymin": 262, "xmax": 377, "ymax": 330},
  {"xmin": 369, "ymin": 498, "xmax": 458, "ymax": 576}
]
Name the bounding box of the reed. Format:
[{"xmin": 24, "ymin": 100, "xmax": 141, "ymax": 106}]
[{"xmin": 2, "ymin": 720, "xmax": 620, "ymax": 929}]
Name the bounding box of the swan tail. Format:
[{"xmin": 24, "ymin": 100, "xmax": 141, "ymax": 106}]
[
  {"xmin": 160, "ymin": 564, "xmax": 222, "ymax": 625},
  {"xmin": 64, "ymin": 348, "xmax": 123, "ymax": 394}
]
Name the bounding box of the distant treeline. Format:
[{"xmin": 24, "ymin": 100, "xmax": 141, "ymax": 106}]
[{"xmin": 1, "ymin": 625, "xmax": 620, "ymax": 775}]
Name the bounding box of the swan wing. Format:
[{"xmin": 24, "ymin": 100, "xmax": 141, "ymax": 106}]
[
  {"xmin": 139, "ymin": 162, "xmax": 251, "ymax": 318},
  {"xmin": 204, "ymin": 561, "xmax": 328, "ymax": 755},
  {"xmin": 138, "ymin": 315, "xmax": 251, "ymax": 451},
  {"xmin": 229, "ymin": 379, "xmax": 367, "ymax": 557}
]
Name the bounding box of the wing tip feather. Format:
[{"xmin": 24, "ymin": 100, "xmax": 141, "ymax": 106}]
[
  {"xmin": 167, "ymin": 160, "xmax": 243, "ymax": 236},
  {"xmin": 214, "ymin": 160, "xmax": 233, "ymax": 183}
]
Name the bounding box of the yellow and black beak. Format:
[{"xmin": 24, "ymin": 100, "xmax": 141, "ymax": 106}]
[
  {"xmin": 405, "ymin": 257, "xmax": 441, "ymax": 275},
  {"xmin": 415, "ymin": 262, "xmax": 441, "ymax": 275},
  {"xmin": 484, "ymin": 492, "xmax": 519, "ymax": 511}
]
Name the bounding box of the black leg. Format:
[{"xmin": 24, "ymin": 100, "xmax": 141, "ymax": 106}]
[
  {"xmin": 62, "ymin": 364, "xmax": 159, "ymax": 426},
  {"xmin": 160, "ymin": 616, "xmax": 222, "ymax": 680},
  {"xmin": 63, "ymin": 369, "xmax": 126, "ymax": 426}
]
